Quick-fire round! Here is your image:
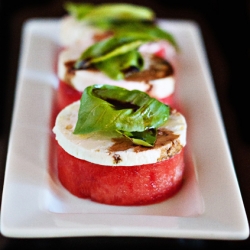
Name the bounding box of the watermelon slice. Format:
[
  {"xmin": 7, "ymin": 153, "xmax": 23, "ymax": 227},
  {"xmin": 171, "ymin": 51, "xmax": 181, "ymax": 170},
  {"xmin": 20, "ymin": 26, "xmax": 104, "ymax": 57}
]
[{"xmin": 57, "ymin": 143, "xmax": 185, "ymax": 206}]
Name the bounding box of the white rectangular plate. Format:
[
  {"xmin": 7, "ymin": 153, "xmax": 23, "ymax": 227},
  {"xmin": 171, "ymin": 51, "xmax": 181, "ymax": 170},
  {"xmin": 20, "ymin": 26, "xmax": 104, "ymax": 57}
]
[{"xmin": 0, "ymin": 18, "xmax": 249, "ymax": 239}]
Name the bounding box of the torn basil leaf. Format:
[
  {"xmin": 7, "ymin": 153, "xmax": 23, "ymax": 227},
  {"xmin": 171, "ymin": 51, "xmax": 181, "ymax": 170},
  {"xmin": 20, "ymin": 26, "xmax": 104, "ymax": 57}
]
[
  {"xmin": 113, "ymin": 22, "xmax": 179, "ymax": 50},
  {"xmin": 64, "ymin": 2, "xmax": 155, "ymax": 22},
  {"xmin": 74, "ymin": 35, "xmax": 151, "ymax": 79},
  {"xmin": 119, "ymin": 129, "xmax": 157, "ymax": 147},
  {"xmin": 95, "ymin": 50, "xmax": 144, "ymax": 80},
  {"xmin": 73, "ymin": 85, "xmax": 170, "ymax": 147},
  {"xmin": 74, "ymin": 35, "xmax": 151, "ymax": 68}
]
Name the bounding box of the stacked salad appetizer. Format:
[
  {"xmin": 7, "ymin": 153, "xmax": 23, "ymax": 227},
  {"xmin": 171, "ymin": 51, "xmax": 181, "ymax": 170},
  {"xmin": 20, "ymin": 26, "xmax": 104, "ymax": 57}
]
[
  {"xmin": 53, "ymin": 85, "xmax": 187, "ymax": 205},
  {"xmin": 53, "ymin": 2, "xmax": 186, "ymax": 206}
]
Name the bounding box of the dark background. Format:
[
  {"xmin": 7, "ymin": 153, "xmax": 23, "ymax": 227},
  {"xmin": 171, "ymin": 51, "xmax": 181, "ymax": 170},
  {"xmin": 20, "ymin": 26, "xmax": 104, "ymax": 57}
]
[{"xmin": 0, "ymin": 0, "xmax": 250, "ymax": 249}]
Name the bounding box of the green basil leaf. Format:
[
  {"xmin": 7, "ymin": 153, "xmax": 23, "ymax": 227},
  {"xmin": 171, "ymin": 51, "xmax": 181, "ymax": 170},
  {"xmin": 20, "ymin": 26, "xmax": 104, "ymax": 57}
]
[
  {"xmin": 74, "ymin": 35, "xmax": 151, "ymax": 69},
  {"xmin": 73, "ymin": 85, "xmax": 170, "ymax": 146},
  {"xmin": 120, "ymin": 129, "xmax": 157, "ymax": 147},
  {"xmin": 64, "ymin": 2, "xmax": 94, "ymax": 20},
  {"xmin": 64, "ymin": 2, "xmax": 154, "ymax": 22},
  {"xmin": 89, "ymin": 40, "xmax": 144, "ymax": 64},
  {"xmin": 113, "ymin": 22, "xmax": 179, "ymax": 50},
  {"xmin": 95, "ymin": 50, "xmax": 144, "ymax": 80},
  {"xmin": 73, "ymin": 34, "xmax": 155, "ymax": 80}
]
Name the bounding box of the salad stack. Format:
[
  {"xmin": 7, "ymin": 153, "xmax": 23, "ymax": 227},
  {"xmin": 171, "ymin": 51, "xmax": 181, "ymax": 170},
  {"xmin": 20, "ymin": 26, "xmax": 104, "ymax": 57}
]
[{"xmin": 53, "ymin": 2, "xmax": 187, "ymax": 206}]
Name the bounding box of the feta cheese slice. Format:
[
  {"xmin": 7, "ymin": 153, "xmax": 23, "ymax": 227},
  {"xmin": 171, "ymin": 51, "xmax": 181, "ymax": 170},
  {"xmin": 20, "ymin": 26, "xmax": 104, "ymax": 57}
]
[{"xmin": 53, "ymin": 101, "xmax": 187, "ymax": 166}]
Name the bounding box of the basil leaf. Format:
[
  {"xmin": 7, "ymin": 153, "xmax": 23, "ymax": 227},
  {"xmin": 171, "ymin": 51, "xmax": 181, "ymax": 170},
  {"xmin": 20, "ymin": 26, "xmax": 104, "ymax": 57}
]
[
  {"xmin": 95, "ymin": 50, "xmax": 144, "ymax": 80},
  {"xmin": 64, "ymin": 2, "xmax": 154, "ymax": 22},
  {"xmin": 74, "ymin": 35, "xmax": 151, "ymax": 69},
  {"xmin": 73, "ymin": 85, "xmax": 169, "ymax": 147},
  {"xmin": 64, "ymin": 2, "xmax": 94, "ymax": 20},
  {"xmin": 120, "ymin": 129, "xmax": 157, "ymax": 147},
  {"xmin": 113, "ymin": 22, "xmax": 179, "ymax": 50},
  {"xmin": 73, "ymin": 34, "xmax": 155, "ymax": 80}
]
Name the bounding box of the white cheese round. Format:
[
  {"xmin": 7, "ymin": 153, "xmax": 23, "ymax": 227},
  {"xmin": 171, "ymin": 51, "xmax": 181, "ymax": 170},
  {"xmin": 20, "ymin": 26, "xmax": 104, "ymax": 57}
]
[
  {"xmin": 53, "ymin": 101, "xmax": 187, "ymax": 166},
  {"xmin": 60, "ymin": 16, "xmax": 105, "ymax": 47}
]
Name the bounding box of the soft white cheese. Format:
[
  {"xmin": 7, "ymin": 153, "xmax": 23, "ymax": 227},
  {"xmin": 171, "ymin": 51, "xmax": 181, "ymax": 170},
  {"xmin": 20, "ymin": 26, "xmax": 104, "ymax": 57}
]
[
  {"xmin": 58, "ymin": 46, "xmax": 175, "ymax": 99},
  {"xmin": 53, "ymin": 101, "xmax": 187, "ymax": 166},
  {"xmin": 60, "ymin": 16, "xmax": 105, "ymax": 47}
]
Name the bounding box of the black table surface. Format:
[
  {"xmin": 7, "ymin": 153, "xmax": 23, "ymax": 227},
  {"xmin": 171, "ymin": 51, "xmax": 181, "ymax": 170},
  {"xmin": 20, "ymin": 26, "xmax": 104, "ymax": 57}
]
[{"xmin": 0, "ymin": 0, "xmax": 250, "ymax": 249}]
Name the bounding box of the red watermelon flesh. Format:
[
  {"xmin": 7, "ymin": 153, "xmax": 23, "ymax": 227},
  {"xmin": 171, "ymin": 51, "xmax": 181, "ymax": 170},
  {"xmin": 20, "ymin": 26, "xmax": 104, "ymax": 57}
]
[{"xmin": 56, "ymin": 143, "xmax": 185, "ymax": 206}]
